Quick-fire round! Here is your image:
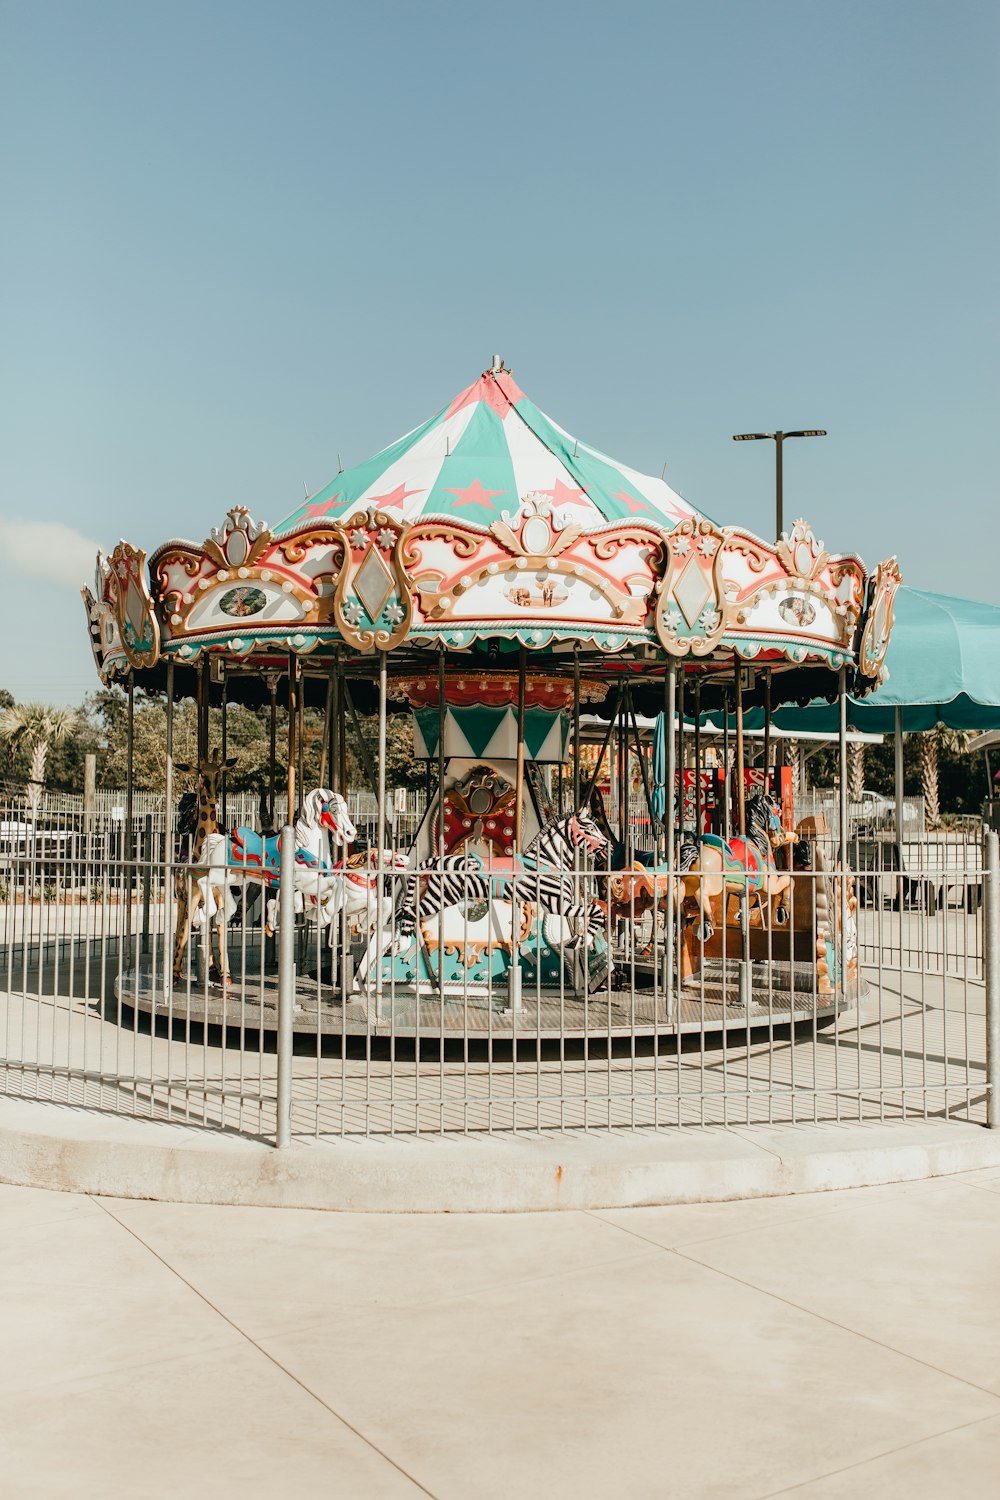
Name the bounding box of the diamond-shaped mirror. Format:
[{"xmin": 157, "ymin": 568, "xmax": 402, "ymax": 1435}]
[
  {"xmin": 673, "ymin": 557, "xmax": 712, "ymax": 630},
  {"xmin": 354, "ymin": 545, "xmax": 395, "ymax": 621}
]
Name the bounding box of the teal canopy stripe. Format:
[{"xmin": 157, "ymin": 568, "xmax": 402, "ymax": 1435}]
[
  {"xmin": 272, "ymin": 362, "xmax": 705, "ymax": 539},
  {"xmin": 275, "ymin": 406, "xmax": 446, "ymax": 534},
  {"xmin": 421, "ymin": 401, "xmax": 519, "ymax": 525},
  {"xmin": 511, "ymin": 396, "xmax": 701, "ymax": 526}
]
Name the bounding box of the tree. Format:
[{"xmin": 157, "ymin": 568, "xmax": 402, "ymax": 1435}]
[
  {"xmin": 0, "ymin": 702, "xmax": 76, "ymax": 812},
  {"xmin": 785, "ymin": 739, "xmax": 802, "ymax": 797},
  {"xmin": 344, "ymin": 711, "xmax": 425, "ymax": 794},
  {"xmin": 919, "ymin": 728, "xmax": 974, "ymax": 828}
]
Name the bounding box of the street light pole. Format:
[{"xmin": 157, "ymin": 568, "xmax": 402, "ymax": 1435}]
[{"xmin": 732, "ymin": 429, "xmax": 827, "ymax": 539}]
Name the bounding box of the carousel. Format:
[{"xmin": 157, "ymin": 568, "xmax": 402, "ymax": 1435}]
[{"xmin": 82, "ymin": 357, "xmax": 900, "ymax": 1040}]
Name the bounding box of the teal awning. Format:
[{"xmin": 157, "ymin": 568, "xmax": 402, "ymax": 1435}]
[{"xmin": 765, "ymin": 587, "xmax": 1000, "ymax": 733}]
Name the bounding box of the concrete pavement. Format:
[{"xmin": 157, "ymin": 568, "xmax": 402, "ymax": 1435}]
[{"xmin": 2, "ymin": 1168, "xmax": 999, "ymax": 1499}]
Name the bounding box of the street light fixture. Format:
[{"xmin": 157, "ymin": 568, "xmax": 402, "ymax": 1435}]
[{"xmin": 732, "ymin": 429, "xmax": 827, "ymax": 539}]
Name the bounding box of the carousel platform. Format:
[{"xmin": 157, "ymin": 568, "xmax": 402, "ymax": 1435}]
[{"xmin": 115, "ymin": 947, "xmax": 857, "ymax": 1041}]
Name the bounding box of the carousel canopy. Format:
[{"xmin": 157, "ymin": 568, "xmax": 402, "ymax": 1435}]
[
  {"xmin": 275, "ymin": 363, "xmax": 702, "ymax": 537},
  {"xmin": 82, "ymin": 359, "xmax": 896, "ymax": 699}
]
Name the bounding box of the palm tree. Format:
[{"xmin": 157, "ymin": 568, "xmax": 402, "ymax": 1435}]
[
  {"xmin": 785, "ymin": 739, "xmax": 802, "ymax": 797},
  {"xmin": 0, "ymin": 702, "xmax": 75, "ymax": 814},
  {"xmin": 918, "ymin": 727, "xmax": 973, "ymax": 829}
]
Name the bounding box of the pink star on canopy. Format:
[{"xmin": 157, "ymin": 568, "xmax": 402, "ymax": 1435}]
[
  {"xmin": 304, "ymin": 494, "xmax": 340, "ymax": 517},
  {"xmin": 446, "ymin": 479, "xmax": 507, "ymax": 510},
  {"xmin": 611, "ymin": 489, "xmax": 649, "ymax": 515},
  {"xmin": 445, "ymin": 370, "xmax": 526, "ymax": 422},
  {"xmin": 544, "ymin": 477, "xmax": 591, "ymax": 509},
  {"xmin": 368, "ymin": 483, "xmax": 422, "ymax": 512}
]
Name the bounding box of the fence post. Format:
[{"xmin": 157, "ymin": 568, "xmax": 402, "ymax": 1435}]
[
  {"xmin": 141, "ymin": 813, "xmax": 152, "ymax": 957},
  {"xmin": 275, "ymin": 824, "xmax": 296, "ymax": 1148},
  {"xmin": 83, "ymin": 754, "xmax": 96, "ymax": 833},
  {"xmin": 986, "ymin": 830, "xmax": 999, "ymax": 1129}
]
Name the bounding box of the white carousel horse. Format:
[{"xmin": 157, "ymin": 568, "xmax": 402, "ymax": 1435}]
[
  {"xmin": 265, "ymin": 846, "xmax": 412, "ymax": 961},
  {"xmin": 185, "ymin": 789, "xmax": 358, "ymax": 979}
]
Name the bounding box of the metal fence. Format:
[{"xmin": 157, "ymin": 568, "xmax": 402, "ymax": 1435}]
[{"xmin": 1, "ymin": 805, "xmax": 994, "ymax": 1142}]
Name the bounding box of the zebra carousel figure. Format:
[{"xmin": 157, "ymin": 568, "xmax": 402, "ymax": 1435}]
[{"xmin": 371, "ymin": 675, "xmax": 613, "ymax": 1007}]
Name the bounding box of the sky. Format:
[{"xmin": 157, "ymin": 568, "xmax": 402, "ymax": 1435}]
[{"xmin": 0, "ymin": 0, "xmax": 996, "ymax": 705}]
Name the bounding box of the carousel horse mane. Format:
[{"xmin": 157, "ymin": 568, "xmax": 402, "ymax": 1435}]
[
  {"xmin": 744, "ymin": 791, "xmax": 782, "ymax": 853},
  {"xmin": 177, "ymin": 790, "xmax": 200, "ymax": 838},
  {"xmin": 258, "ymin": 788, "xmax": 275, "ymax": 838},
  {"xmin": 523, "ymin": 807, "xmax": 607, "ymax": 864}
]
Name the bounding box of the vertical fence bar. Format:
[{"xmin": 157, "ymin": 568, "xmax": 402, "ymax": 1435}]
[
  {"xmin": 375, "ymin": 651, "xmax": 387, "ymax": 1025},
  {"xmin": 275, "ymin": 824, "xmax": 296, "ymax": 1148},
  {"xmin": 141, "ymin": 812, "xmax": 152, "ymax": 957},
  {"xmin": 986, "ymin": 830, "xmax": 999, "ymax": 1129},
  {"xmin": 664, "ymin": 660, "xmax": 676, "ymax": 1022}
]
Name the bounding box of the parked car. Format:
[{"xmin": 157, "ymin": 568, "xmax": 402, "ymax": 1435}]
[{"xmin": 848, "ymin": 791, "xmax": 922, "ymax": 836}]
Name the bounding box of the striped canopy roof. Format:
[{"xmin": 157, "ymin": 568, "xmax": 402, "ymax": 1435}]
[{"xmin": 276, "ymin": 363, "xmax": 704, "ymax": 537}]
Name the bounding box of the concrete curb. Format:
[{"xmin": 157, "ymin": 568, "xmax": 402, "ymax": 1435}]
[{"xmin": 2, "ymin": 1097, "xmax": 999, "ymax": 1212}]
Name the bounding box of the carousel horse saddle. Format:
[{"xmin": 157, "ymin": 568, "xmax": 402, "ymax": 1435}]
[
  {"xmin": 226, "ymin": 827, "xmax": 282, "ymax": 882},
  {"xmin": 697, "ymin": 833, "xmax": 770, "ymax": 896},
  {"xmin": 226, "ymin": 827, "xmax": 342, "ymax": 884}
]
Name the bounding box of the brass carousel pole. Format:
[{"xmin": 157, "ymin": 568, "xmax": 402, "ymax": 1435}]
[
  {"xmin": 734, "ymin": 656, "xmax": 747, "ymax": 838},
  {"xmin": 437, "ymin": 650, "xmax": 446, "ymax": 861},
  {"xmin": 267, "ymin": 673, "xmax": 278, "ymax": 830},
  {"xmin": 515, "ymin": 645, "xmax": 527, "ymax": 851},
  {"xmin": 286, "ymin": 653, "xmax": 298, "ymax": 821},
  {"xmin": 319, "ymin": 672, "xmax": 334, "ymax": 790},
  {"xmin": 693, "ymin": 678, "xmax": 702, "ymax": 835},
  {"xmin": 220, "ymin": 663, "xmax": 228, "ymax": 832},
  {"xmin": 163, "ymin": 660, "xmax": 174, "ymax": 1002},
  {"xmin": 125, "ymin": 670, "xmax": 135, "ymax": 833},
  {"xmin": 838, "ymin": 666, "xmax": 850, "ymax": 1021},
  {"xmin": 338, "ymin": 655, "xmax": 348, "ymax": 801},
  {"xmin": 329, "ymin": 654, "xmax": 340, "ymax": 796},
  {"xmin": 617, "ymin": 689, "xmax": 628, "ymax": 855},
  {"xmin": 734, "ymin": 655, "xmax": 750, "ymax": 1010},
  {"xmin": 677, "ymin": 667, "xmax": 686, "ymax": 837},
  {"xmin": 375, "ymin": 650, "xmax": 387, "ymax": 1019},
  {"xmin": 762, "ymin": 668, "xmax": 772, "ymax": 791},
  {"xmin": 125, "ymin": 669, "xmax": 135, "ymax": 942},
  {"xmin": 296, "ymin": 667, "xmax": 305, "ymax": 808},
  {"xmin": 197, "ymin": 658, "xmax": 210, "ymax": 762},
  {"xmin": 436, "ymin": 647, "xmax": 447, "ymax": 996},
  {"xmin": 572, "ymin": 647, "xmax": 581, "ymax": 811},
  {"xmin": 664, "ymin": 659, "xmax": 677, "ymax": 1019},
  {"xmin": 721, "ymin": 688, "xmax": 731, "ymax": 841},
  {"xmin": 512, "ymin": 644, "xmax": 527, "ymax": 1017}
]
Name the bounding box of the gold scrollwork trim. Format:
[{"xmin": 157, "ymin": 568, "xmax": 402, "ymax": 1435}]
[
  {"xmin": 332, "ymin": 509, "xmax": 413, "ymax": 652},
  {"xmin": 588, "ymin": 527, "xmax": 665, "ymax": 562},
  {"xmin": 652, "ymin": 518, "xmax": 729, "ymax": 658},
  {"xmin": 857, "ymin": 555, "xmax": 902, "ymax": 683},
  {"xmin": 109, "ymin": 541, "xmax": 161, "ymax": 670},
  {"xmin": 279, "ymin": 528, "xmax": 345, "ymax": 566},
  {"xmin": 403, "ymin": 520, "xmax": 480, "ymax": 560},
  {"xmin": 489, "ymin": 518, "xmax": 583, "ymax": 559}
]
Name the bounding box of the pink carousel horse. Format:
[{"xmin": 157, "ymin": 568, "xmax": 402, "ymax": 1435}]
[{"xmin": 678, "ymin": 791, "xmax": 798, "ymax": 939}]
